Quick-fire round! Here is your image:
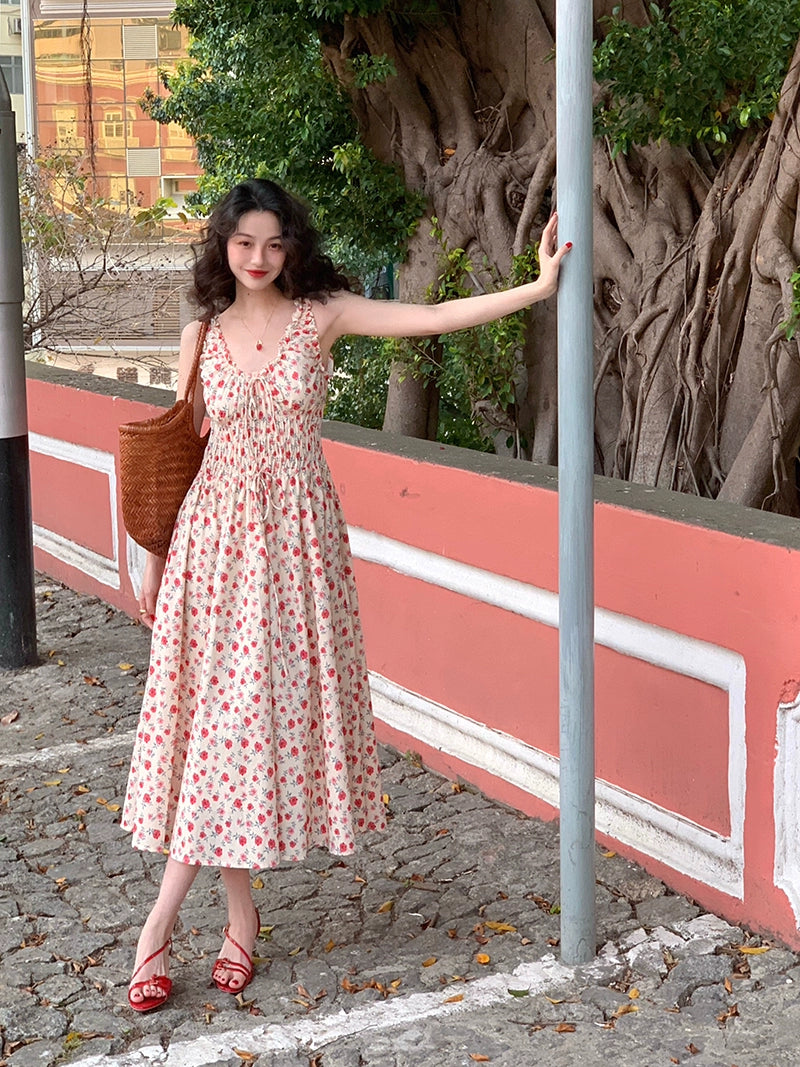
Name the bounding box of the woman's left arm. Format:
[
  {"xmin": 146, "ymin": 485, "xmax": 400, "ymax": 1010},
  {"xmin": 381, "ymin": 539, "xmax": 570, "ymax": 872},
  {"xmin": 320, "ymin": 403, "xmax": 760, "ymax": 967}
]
[{"xmin": 320, "ymin": 214, "xmax": 571, "ymax": 344}]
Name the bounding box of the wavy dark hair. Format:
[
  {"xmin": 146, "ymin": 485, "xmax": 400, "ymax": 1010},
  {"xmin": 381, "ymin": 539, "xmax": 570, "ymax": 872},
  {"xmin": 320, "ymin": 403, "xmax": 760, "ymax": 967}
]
[{"xmin": 190, "ymin": 179, "xmax": 352, "ymax": 318}]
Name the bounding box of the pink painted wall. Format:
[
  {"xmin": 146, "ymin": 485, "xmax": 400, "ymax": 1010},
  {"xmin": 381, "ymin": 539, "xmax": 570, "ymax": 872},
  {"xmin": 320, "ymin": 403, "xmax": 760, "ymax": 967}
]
[{"xmin": 24, "ymin": 367, "xmax": 800, "ymax": 947}]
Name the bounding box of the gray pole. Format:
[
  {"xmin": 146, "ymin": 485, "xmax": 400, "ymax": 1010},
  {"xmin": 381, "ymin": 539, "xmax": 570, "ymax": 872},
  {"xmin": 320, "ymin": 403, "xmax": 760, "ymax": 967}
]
[
  {"xmin": 0, "ymin": 68, "xmax": 37, "ymax": 667},
  {"xmin": 556, "ymin": 0, "xmax": 596, "ymax": 963}
]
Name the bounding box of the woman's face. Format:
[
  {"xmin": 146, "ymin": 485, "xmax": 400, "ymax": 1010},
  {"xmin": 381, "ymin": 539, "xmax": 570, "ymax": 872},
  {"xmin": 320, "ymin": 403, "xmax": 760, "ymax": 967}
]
[{"xmin": 225, "ymin": 210, "xmax": 287, "ymax": 292}]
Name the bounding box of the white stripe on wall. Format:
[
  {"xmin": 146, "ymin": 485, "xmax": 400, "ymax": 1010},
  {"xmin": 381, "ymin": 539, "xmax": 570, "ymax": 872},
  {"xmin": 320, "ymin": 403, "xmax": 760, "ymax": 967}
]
[
  {"xmin": 29, "ymin": 433, "xmax": 120, "ymax": 590},
  {"xmin": 350, "ymin": 527, "xmax": 745, "ymax": 899}
]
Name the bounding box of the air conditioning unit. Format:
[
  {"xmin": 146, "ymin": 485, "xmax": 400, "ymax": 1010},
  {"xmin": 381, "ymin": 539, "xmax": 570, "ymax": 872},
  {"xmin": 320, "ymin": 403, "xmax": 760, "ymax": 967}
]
[{"xmin": 8, "ymin": 17, "xmax": 22, "ymax": 34}]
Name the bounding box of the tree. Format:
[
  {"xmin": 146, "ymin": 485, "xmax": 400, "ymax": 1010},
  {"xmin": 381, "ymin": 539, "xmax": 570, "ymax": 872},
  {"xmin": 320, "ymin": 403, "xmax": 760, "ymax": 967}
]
[
  {"xmin": 21, "ymin": 149, "xmax": 193, "ymax": 362},
  {"xmin": 152, "ymin": 0, "xmax": 800, "ymax": 512}
]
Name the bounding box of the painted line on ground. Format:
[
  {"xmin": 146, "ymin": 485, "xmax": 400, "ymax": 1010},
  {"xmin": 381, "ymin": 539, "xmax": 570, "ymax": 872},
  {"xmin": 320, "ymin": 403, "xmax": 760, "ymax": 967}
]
[
  {"xmin": 0, "ymin": 729, "xmax": 137, "ymax": 771},
  {"xmin": 65, "ymin": 955, "xmax": 576, "ymax": 1066}
]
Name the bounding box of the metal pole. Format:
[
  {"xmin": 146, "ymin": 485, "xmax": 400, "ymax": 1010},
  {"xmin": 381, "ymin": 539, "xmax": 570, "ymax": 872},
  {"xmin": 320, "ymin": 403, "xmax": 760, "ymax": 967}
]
[
  {"xmin": 556, "ymin": 0, "xmax": 596, "ymax": 963},
  {"xmin": 21, "ymin": 0, "xmax": 37, "ymax": 154},
  {"xmin": 0, "ymin": 68, "xmax": 37, "ymax": 667}
]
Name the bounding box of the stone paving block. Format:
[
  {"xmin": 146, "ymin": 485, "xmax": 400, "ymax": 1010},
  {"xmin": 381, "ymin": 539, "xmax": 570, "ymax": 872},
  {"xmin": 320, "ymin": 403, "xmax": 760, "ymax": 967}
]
[
  {"xmin": 635, "ymin": 894, "xmax": 701, "ymax": 929},
  {"xmin": 7, "ymin": 1040, "xmax": 64, "ymax": 1067}
]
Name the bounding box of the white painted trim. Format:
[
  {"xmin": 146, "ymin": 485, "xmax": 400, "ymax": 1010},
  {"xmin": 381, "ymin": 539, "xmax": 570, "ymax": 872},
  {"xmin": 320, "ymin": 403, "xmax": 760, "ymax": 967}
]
[
  {"xmin": 349, "ymin": 527, "xmax": 746, "ymax": 899},
  {"xmin": 29, "ymin": 433, "xmax": 120, "ymax": 589},
  {"xmin": 774, "ymin": 693, "xmax": 800, "ymax": 922}
]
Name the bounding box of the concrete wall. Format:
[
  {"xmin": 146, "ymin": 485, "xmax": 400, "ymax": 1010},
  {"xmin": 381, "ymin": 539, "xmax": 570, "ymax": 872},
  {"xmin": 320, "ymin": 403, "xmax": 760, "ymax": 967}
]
[{"xmin": 24, "ymin": 362, "xmax": 800, "ymax": 947}]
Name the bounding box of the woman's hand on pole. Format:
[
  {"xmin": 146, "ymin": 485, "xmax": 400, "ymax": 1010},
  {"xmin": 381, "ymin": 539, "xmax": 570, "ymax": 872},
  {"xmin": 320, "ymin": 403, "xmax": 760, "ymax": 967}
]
[{"xmin": 535, "ymin": 212, "xmax": 572, "ymax": 299}]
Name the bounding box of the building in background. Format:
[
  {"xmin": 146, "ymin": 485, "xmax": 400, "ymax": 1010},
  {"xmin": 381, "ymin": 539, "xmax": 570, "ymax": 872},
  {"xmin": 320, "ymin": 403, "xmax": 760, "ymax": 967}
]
[
  {"xmin": 0, "ymin": 0, "xmax": 26, "ymax": 140},
  {"xmin": 15, "ymin": 1, "xmax": 203, "ymax": 385},
  {"xmin": 34, "ymin": 12, "xmax": 198, "ymax": 211}
]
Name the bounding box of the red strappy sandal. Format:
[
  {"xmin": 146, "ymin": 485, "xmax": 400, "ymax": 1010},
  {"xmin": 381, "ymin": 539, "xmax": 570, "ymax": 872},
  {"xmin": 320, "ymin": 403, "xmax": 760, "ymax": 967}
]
[
  {"xmin": 128, "ymin": 939, "xmax": 173, "ymax": 1013},
  {"xmin": 212, "ymin": 908, "xmax": 260, "ymax": 994}
]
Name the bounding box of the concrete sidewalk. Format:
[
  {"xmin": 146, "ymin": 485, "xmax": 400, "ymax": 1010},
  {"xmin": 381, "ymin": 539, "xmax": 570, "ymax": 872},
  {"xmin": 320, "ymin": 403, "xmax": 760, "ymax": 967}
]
[{"xmin": 0, "ymin": 577, "xmax": 798, "ymax": 1067}]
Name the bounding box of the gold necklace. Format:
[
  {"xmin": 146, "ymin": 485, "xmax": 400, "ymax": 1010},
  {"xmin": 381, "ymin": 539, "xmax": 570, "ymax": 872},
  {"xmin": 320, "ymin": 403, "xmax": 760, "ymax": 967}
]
[{"xmin": 237, "ymin": 303, "xmax": 279, "ymax": 352}]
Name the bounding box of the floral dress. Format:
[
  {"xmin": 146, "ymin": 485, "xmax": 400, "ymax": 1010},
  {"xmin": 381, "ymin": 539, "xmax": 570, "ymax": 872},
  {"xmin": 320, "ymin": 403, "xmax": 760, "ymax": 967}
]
[{"xmin": 121, "ymin": 300, "xmax": 386, "ymax": 869}]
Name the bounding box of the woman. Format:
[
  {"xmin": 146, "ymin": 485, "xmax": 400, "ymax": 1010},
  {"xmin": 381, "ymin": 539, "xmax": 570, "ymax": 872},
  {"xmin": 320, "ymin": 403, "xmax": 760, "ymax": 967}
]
[{"xmin": 122, "ymin": 178, "xmax": 570, "ymax": 1011}]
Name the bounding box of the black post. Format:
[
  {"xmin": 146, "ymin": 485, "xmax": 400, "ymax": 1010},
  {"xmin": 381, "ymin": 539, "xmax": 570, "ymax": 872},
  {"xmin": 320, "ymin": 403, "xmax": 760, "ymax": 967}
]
[{"xmin": 0, "ymin": 68, "xmax": 37, "ymax": 667}]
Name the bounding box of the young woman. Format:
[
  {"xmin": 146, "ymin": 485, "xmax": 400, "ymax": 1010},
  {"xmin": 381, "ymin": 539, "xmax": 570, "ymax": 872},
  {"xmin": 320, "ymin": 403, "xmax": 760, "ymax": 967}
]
[{"xmin": 121, "ymin": 178, "xmax": 570, "ymax": 1011}]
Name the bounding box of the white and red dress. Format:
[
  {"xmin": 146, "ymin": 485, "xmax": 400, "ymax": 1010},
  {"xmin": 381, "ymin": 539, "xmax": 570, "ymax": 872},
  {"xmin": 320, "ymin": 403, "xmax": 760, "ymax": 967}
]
[{"xmin": 121, "ymin": 300, "xmax": 386, "ymax": 869}]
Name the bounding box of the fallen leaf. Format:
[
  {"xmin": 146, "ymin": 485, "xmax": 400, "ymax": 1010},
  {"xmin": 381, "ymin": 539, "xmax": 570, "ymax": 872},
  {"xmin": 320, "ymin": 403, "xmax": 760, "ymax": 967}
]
[
  {"xmin": 96, "ymin": 797, "xmax": 108, "ymax": 806},
  {"xmin": 107, "ymin": 803, "xmax": 121, "ymax": 812},
  {"xmin": 251, "ymin": 877, "xmax": 264, "ymax": 890},
  {"xmin": 447, "ymin": 928, "xmax": 458, "ymax": 939},
  {"xmin": 43, "ymin": 780, "xmax": 62, "ymax": 787},
  {"xmin": 443, "ymin": 993, "xmax": 464, "ymax": 1003},
  {"xmin": 545, "ymin": 995, "xmax": 565, "ymax": 1005},
  {"xmin": 422, "ymin": 957, "xmax": 437, "ymax": 967},
  {"xmin": 628, "ymin": 988, "xmax": 640, "ymax": 999},
  {"xmin": 507, "ymin": 988, "xmax": 530, "ymax": 997},
  {"xmin": 475, "ymin": 953, "xmax": 490, "ymax": 965},
  {"xmin": 739, "ymin": 945, "xmax": 769, "ymax": 955},
  {"xmin": 451, "ymin": 782, "xmax": 463, "ymax": 793},
  {"xmin": 288, "ymin": 947, "xmax": 302, "ymax": 956},
  {"xmin": 118, "ymin": 662, "xmax": 134, "ymax": 671},
  {"xmin": 602, "ymin": 850, "xmax": 617, "ymax": 858},
  {"xmin": 1, "ymin": 711, "xmax": 19, "ymax": 725},
  {"xmin": 83, "ymin": 676, "xmax": 104, "ymax": 687},
  {"xmin": 296, "ymin": 984, "xmax": 311, "ymax": 999},
  {"xmin": 324, "ymin": 939, "xmax": 336, "ymax": 953},
  {"xmin": 613, "ymin": 1003, "xmax": 639, "ymax": 1017},
  {"xmin": 724, "ymin": 977, "xmax": 733, "ymax": 993},
  {"xmin": 381, "ymin": 793, "xmax": 390, "ymax": 805},
  {"xmin": 354, "ymin": 875, "xmax": 367, "ymax": 884},
  {"xmin": 57, "ymin": 767, "xmax": 71, "ymax": 774},
  {"xmin": 377, "ymin": 900, "xmax": 394, "ymax": 913},
  {"xmin": 686, "ymin": 1043, "xmax": 700, "ymax": 1055},
  {"xmin": 57, "ymin": 660, "xmax": 65, "ymax": 667},
  {"xmin": 485, "ymin": 921, "xmax": 517, "ymax": 934},
  {"xmin": 390, "ymin": 979, "xmax": 402, "ymax": 989},
  {"xmin": 233, "ymin": 1050, "xmax": 256, "ymax": 1063},
  {"xmin": 555, "ymin": 1023, "xmax": 576, "ymax": 1033},
  {"xmin": 716, "ymin": 1003, "xmax": 739, "ymax": 1024},
  {"xmin": 74, "ymin": 785, "xmax": 90, "ymax": 794},
  {"xmin": 469, "ymin": 1056, "xmax": 490, "ymax": 1063}
]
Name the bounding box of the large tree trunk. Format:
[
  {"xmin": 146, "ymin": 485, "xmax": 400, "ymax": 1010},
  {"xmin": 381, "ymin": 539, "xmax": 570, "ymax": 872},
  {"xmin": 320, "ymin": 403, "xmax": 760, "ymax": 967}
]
[{"xmin": 322, "ymin": 3, "xmax": 800, "ymax": 512}]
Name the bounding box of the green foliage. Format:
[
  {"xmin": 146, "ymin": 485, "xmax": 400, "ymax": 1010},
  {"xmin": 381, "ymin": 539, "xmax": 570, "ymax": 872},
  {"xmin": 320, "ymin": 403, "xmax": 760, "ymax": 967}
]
[
  {"xmin": 389, "ymin": 220, "xmax": 540, "ymax": 454},
  {"xmin": 594, "ymin": 0, "xmax": 800, "ymax": 153},
  {"xmin": 780, "ymin": 267, "xmax": 800, "ymax": 341},
  {"xmin": 144, "ymin": 0, "xmax": 423, "ymax": 270},
  {"xmin": 347, "ymin": 53, "xmax": 396, "ymax": 88},
  {"xmin": 325, "ymin": 334, "xmax": 392, "ymax": 429}
]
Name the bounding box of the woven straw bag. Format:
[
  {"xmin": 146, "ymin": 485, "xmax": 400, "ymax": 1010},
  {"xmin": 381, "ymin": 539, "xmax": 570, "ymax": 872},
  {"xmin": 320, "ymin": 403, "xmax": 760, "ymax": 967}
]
[{"xmin": 119, "ymin": 321, "xmax": 209, "ymax": 557}]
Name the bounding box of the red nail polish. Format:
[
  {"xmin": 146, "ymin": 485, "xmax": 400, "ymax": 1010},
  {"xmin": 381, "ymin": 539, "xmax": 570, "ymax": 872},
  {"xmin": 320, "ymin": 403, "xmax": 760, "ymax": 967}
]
[{"xmin": 566, "ymin": 242, "xmax": 573, "ymax": 249}]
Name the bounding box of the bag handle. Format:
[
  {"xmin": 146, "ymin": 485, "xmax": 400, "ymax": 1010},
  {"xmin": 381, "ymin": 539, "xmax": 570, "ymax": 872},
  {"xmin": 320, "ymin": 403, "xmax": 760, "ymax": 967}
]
[{"xmin": 183, "ymin": 320, "xmax": 209, "ymax": 404}]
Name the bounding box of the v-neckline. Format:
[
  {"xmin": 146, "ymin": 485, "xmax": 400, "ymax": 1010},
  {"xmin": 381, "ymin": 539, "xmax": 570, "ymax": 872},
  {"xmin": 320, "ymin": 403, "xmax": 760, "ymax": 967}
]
[{"xmin": 215, "ymin": 300, "xmax": 302, "ymax": 377}]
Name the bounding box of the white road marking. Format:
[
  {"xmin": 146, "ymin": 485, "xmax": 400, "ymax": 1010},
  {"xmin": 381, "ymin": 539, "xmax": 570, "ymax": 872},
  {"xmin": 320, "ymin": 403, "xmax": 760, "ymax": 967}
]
[
  {"xmin": 65, "ymin": 956, "xmax": 576, "ymax": 1066},
  {"xmin": 0, "ymin": 729, "xmax": 136, "ymax": 771}
]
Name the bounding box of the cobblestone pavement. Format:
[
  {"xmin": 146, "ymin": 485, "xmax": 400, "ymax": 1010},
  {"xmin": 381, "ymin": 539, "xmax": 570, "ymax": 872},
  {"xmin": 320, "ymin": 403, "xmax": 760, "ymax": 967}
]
[{"xmin": 1, "ymin": 578, "xmax": 799, "ymax": 1067}]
